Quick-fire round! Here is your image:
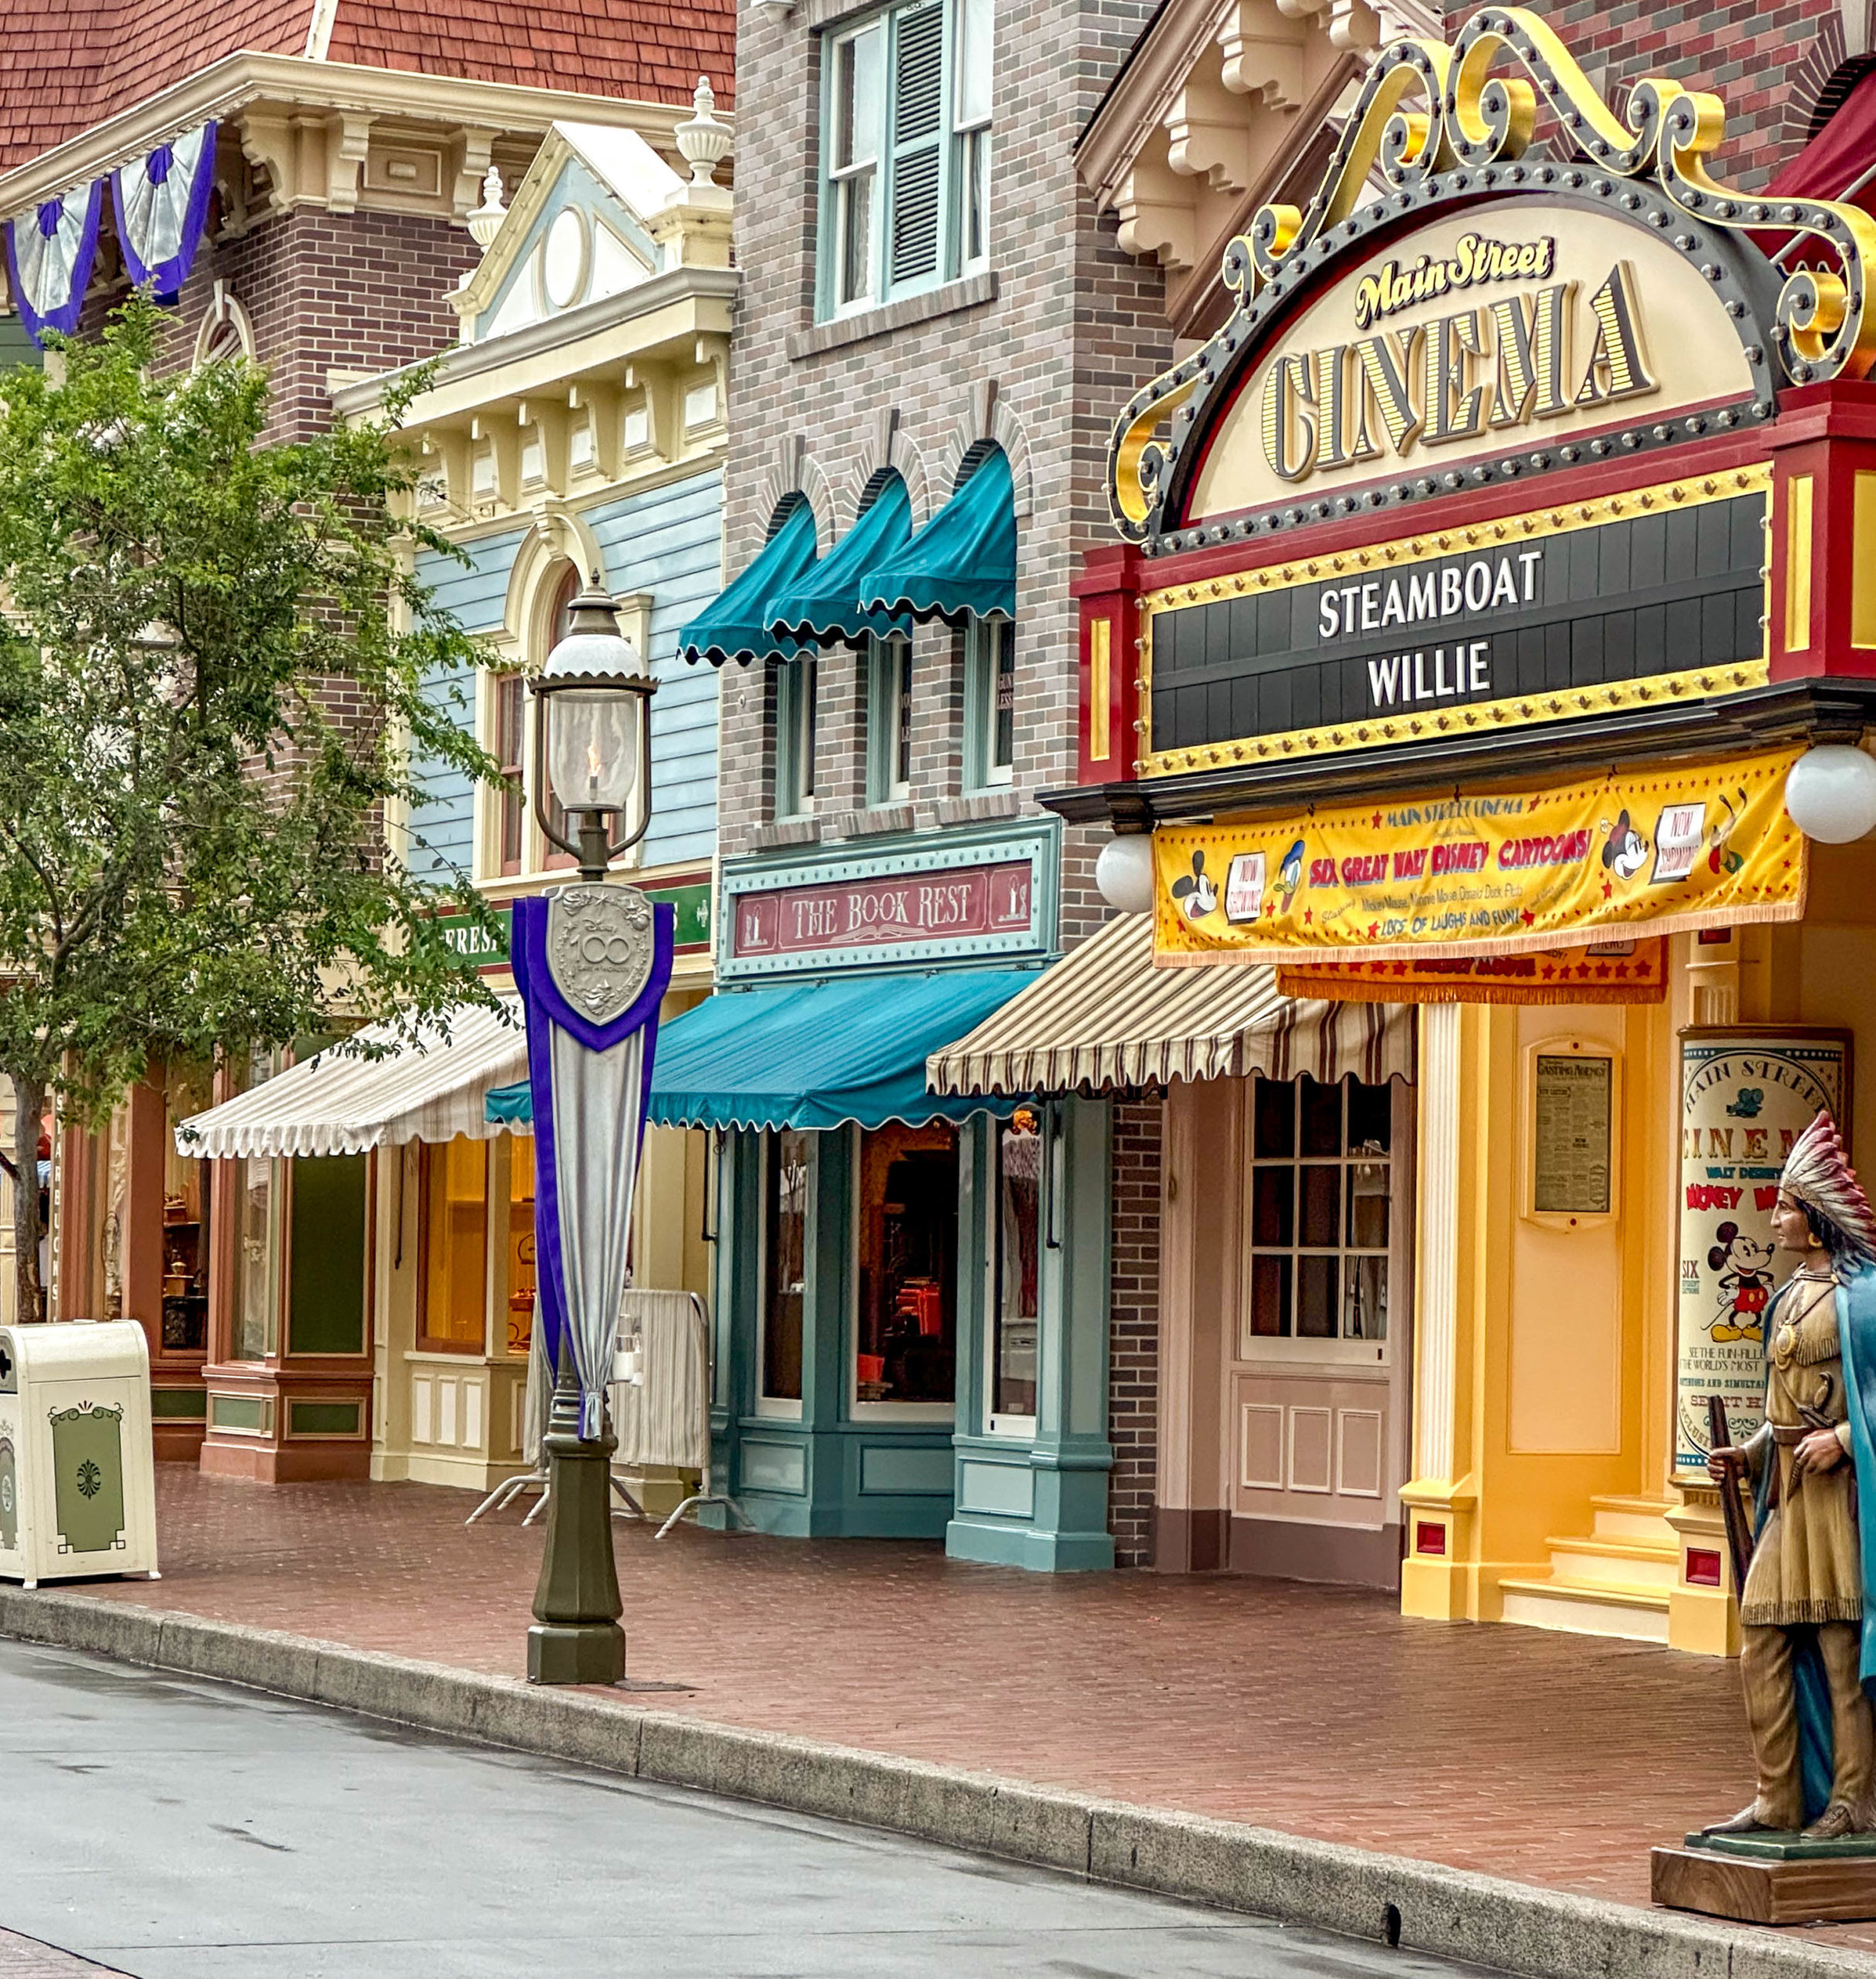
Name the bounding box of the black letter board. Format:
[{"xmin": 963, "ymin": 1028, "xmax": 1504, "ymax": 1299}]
[{"xmin": 1149, "ymin": 492, "xmax": 1765, "ymax": 754}]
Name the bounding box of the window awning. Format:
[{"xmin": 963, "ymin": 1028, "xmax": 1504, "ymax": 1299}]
[
  {"xmin": 485, "ymin": 966, "xmax": 1039, "ymax": 1134},
  {"xmin": 678, "ymin": 499, "xmax": 820, "ymax": 669},
  {"xmin": 176, "ymin": 1000, "xmax": 528, "ymax": 1160},
  {"xmin": 926, "ymin": 916, "xmax": 1415, "ymax": 1097},
  {"xmin": 861, "ymin": 446, "xmax": 1016, "ymax": 625},
  {"xmin": 765, "ymin": 475, "xmax": 914, "ymax": 646}
]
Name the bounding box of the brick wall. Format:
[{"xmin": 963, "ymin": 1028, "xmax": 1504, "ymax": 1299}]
[
  {"xmin": 720, "ymin": 0, "xmax": 1173, "ymax": 950},
  {"xmin": 1492, "ymin": 0, "xmax": 1847, "ymax": 192},
  {"xmin": 1108, "ymin": 1095, "xmax": 1163, "ymax": 1568},
  {"xmin": 156, "ymin": 205, "xmax": 480, "ymax": 441}
]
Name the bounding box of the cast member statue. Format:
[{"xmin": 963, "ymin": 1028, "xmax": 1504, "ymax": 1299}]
[{"xmin": 1707, "ymin": 1109, "xmax": 1876, "ymax": 1839}]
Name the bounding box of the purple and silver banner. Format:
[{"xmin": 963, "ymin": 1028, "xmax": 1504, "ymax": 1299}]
[{"xmin": 511, "ymin": 887, "xmax": 674, "ymax": 1439}]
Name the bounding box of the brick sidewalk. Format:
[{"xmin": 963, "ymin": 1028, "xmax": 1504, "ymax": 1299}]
[
  {"xmin": 46, "ymin": 1469, "xmax": 1874, "ymax": 1953},
  {"xmin": 0, "ymin": 1931, "xmax": 116, "ymax": 1977}
]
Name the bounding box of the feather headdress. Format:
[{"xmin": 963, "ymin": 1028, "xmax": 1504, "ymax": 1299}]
[{"xmin": 1781, "ymin": 1109, "xmax": 1876, "ymax": 1264}]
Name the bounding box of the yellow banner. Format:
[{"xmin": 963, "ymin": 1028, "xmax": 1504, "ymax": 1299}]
[
  {"xmin": 1276, "ymin": 939, "xmax": 1668, "ymax": 1007},
  {"xmin": 1155, "ymin": 751, "xmax": 1806, "ymax": 966}
]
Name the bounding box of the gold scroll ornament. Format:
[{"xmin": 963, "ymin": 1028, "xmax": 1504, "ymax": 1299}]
[{"xmin": 1153, "ymin": 748, "xmax": 1805, "ymax": 967}]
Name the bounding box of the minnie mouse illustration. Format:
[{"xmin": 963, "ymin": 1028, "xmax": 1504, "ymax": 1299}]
[
  {"xmin": 1601, "ymin": 809, "xmax": 1650, "ymax": 884},
  {"xmin": 1707, "ymin": 1219, "xmax": 1775, "ymax": 1343}
]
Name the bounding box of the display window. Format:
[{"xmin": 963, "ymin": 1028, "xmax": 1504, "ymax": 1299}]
[
  {"xmin": 986, "ymin": 1106, "xmax": 1040, "ymax": 1428},
  {"xmin": 230, "ymin": 1153, "xmax": 281, "ymax": 1362},
  {"xmin": 1244, "ymin": 1075, "xmax": 1394, "ymax": 1357},
  {"xmin": 419, "ymin": 1134, "xmax": 489, "ymax": 1354},
  {"xmin": 161, "ymin": 1065, "xmax": 214, "ymax": 1353},
  {"xmin": 506, "ymin": 1134, "xmax": 536, "ymax": 1356},
  {"xmin": 854, "ymin": 1120, "xmax": 957, "ymax": 1415},
  {"xmin": 759, "ymin": 1129, "xmax": 809, "ymax": 1412}
]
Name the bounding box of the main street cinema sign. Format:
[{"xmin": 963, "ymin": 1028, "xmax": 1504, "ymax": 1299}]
[{"xmin": 1108, "ymin": 9, "xmax": 1876, "ymax": 550}]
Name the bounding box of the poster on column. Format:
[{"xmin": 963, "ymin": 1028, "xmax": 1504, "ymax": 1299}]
[{"xmin": 1673, "ymin": 1029, "xmax": 1850, "ymax": 1481}]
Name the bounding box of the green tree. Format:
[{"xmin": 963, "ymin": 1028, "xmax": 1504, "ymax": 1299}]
[{"xmin": 0, "ymin": 295, "xmax": 504, "ymax": 1321}]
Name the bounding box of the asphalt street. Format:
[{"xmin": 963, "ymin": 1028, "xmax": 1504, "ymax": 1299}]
[{"xmin": 0, "ymin": 1637, "xmax": 1497, "ymax": 1979}]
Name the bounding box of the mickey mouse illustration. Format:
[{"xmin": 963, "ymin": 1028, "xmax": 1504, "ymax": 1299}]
[
  {"xmin": 1170, "ymin": 849, "xmax": 1217, "ymax": 920},
  {"xmin": 1707, "ymin": 1219, "xmax": 1775, "ymax": 1344},
  {"xmin": 1601, "ymin": 809, "xmax": 1650, "ymax": 884}
]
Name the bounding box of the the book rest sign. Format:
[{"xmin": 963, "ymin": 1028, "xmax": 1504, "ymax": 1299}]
[{"xmin": 733, "ymin": 861, "xmax": 1033, "ymax": 962}]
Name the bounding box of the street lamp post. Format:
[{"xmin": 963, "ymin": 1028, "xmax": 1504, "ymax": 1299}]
[{"xmin": 519, "ymin": 576, "xmax": 666, "ymax": 1686}]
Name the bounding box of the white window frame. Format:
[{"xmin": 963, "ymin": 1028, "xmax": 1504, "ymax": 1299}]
[
  {"xmin": 982, "ymin": 1113, "xmax": 1039, "ymax": 1439},
  {"xmin": 775, "ymin": 652, "xmax": 818, "ymax": 820},
  {"xmin": 1238, "ymin": 1075, "xmax": 1398, "ymax": 1370},
  {"xmin": 963, "ymin": 615, "xmax": 1014, "ymax": 791},
  {"xmin": 756, "ymin": 1130, "xmax": 808, "ymax": 1420},
  {"xmin": 865, "ymin": 632, "xmax": 913, "ymax": 806},
  {"xmin": 816, "ymin": 0, "xmax": 991, "ymax": 322}
]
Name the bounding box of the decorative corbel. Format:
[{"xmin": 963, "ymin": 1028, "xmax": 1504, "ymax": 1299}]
[
  {"xmin": 1165, "ymin": 76, "xmax": 1254, "ymax": 190},
  {"xmin": 472, "ymin": 412, "xmax": 521, "ymax": 511},
  {"xmin": 517, "ymin": 398, "xmax": 571, "ymax": 495},
  {"xmin": 1114, "ymin": 155, "xmax": 1198, "ymax": 270},
  {"xmin": 568, "ymin": 381, "xmax": 624, "ymax": 482},
  {"xmin": 450, "ymin": 127, "xmax": 500, "ymax": 221},
  {"xmin": 237, "ymin": 109, "xmax": 295, "ymax": 214},
  {"xmin": 420, "ymin": 427, "xmax": 472, "ymax": 516},
  {"xmin": 1216, "ymin": 0, "xmax": 1305, "ymax": 104},
  {"xmin": 324, "ymin": 112, "xmax": 373, "ymax": 214}
]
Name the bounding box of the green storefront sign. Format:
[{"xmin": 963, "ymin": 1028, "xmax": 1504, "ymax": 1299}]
[{"xmin": 438, "ymin": 881, "xmax": 711, "ymax": 969}]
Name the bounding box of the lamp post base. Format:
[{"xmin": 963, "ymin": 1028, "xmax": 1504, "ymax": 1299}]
[{"xmin": 527, "ymin": 1619, "xmax": 626, "ymax": 1686}]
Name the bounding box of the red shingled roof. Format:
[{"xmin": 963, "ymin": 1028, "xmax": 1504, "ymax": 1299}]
[
  {"xmin": 325, "ymin": 2, "xmax": 734, "ymax": 112},
  {"xmin": 0, "ymin": 0, "xmax": 733, "ymax": 174}
]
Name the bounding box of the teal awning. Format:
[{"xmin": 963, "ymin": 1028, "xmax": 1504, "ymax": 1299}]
[
  {"xmin": 484, "ymin": 966, "xmax": 1037, "ymax": 1133},
  {"xmin": 766, "ymin": 475, "xmax": 914, "ymax": 646},
  {"xmin": 861, "ymin": 447, "xmax": 1016, "ymax": 625},
  {"xmin": 678, "ymin": 499, "xmax": 819, "ymax": 668}
]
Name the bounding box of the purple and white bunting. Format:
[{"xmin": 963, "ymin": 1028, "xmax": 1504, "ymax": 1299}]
[
  {"xmin": 4, "ymin": 179, "xmax": 104, "ymax": 343},
  {"xmin": 112, "ymin": 122, "xmax": 218, "ymax": 301}
]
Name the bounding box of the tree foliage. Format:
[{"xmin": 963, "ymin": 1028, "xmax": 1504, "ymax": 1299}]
[{"xmin": 0, "ymin": 295, "xmax": 503, "ymax": 1315}]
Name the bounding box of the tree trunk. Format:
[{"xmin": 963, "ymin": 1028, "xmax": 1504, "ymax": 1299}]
[{"xmin": 11, "ymin": 1071, "xmax": 45, "ymax": 1323}]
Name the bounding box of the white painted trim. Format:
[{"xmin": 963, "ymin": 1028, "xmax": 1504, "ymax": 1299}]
[{"xmin": 303, "ymin": 0, "xmax": 341, "ymax": 60}]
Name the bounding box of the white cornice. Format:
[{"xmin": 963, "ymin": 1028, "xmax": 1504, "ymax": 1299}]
[
  {"xmin": 0, "ymin": 51, "xmax": 729, "ymax": 211},
  {"xmin": 329, "ymin": 263, "xmax": 740, "ymax": 421}
]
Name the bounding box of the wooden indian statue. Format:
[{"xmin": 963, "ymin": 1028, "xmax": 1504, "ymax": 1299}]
[{"xmin": 1707, "ymin": 1108, "xmax": 1876, "ymax": 1840}]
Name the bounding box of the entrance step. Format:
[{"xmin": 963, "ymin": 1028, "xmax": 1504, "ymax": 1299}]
[
  {"xmin": 1498, "ymin": 1574, "xmax": 1671, "ymax": 1643},
  {"xmin": 1499, "ymin": 1496, "xmax": 1680, "ymax": 1643}
]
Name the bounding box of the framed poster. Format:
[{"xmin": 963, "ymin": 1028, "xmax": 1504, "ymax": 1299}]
[
  {"xmin": 1530, "ymin": 1050, "xmax": 1616, "ymax": 1218},
  {"xmin": 1673, "ymin": 1027, "xmax": 1852, "ymax": 1480}
]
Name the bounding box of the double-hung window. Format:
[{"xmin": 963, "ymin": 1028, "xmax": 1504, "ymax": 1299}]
[
  {"xmin": 775, "ymin": 653, "xmax": 819, "ymax": 819},
  {"xmin": 964, "ymin": 617, "xmax": 1013, "ymax": 789},
  {"xmin": 821, "ymin": 0, "xmax": 993, "ymax": 320},
  {"xmin": 865, "ymin": 633, "xmax": 912, "ymax": 805}
]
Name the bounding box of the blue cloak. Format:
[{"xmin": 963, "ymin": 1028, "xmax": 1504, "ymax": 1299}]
[{"xmin": 1756, "ymin": 1262, "xmax": 1876, "ymax": 1822}]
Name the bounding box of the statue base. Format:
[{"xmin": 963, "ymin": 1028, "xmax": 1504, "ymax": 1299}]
[{"xmin": 1653, "ymin": 1831, "xmax": 1876, "ymax": 1925}]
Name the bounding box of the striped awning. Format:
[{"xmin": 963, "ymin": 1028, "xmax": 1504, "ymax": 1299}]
[
  {"xmin": 926, "ymin": 915, "xmax": 1415, "ymax": 1097},
  {"xmin": 175, "ymin": 1000, "xmax": 528, "ymax": 1160}
]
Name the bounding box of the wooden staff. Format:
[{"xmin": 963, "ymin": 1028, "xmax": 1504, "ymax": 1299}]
[{"xmin": 1707, "ymin": 1392, "xmax": 1755, "ymax": 1597}]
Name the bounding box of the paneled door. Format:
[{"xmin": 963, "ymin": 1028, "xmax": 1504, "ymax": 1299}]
[{"xmin": 1227, "ymin": 1072, "xmax": 1413, "ymax": 1586}]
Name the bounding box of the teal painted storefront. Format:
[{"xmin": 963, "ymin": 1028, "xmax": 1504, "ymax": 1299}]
[{"xmin": 693, "ymin": 822, "xmax": 1118, "ymax": 1568}]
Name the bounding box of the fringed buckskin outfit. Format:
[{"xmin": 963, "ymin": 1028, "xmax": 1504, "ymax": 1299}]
[{"xmin": 1737, "ymin": 1266, "xmax": 1874, "ymax": 1830}]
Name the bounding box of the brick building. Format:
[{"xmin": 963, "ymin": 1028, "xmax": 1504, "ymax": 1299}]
[
  {"xmin": 662, "ymin": 0, "xmax": 1173, "ymax": 1562},
  {"xmin": 0, "ymin": 0, "xmax": 731, "ymax": 1480}
]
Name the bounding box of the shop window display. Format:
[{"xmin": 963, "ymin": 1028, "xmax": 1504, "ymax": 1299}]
[
  {"xmin": 762, "ymin": 1129, "xmax": 809, "ymax": 1403},
  {"xmin": 162, "ymin": 1064, "xmax": 214, "ymax": 1352},
  {"xmin": 989, "ymin": 1106, "xmax": 1040, "ymax": 1419},
  {"xmin": 856, "ymin": 1121, "xmax": 957, "ymax": 1407},
  {"xmin": 1245, "ymin": 1075, "xmax": 1392, "ymax": 1348},
  {"xmin": 507, "ymin": 1135, "xmax": 536, "ymax": 1355},
  {"xmin": 230, "ymin": 1153, "xmax": 281, "ymax": 1362},
  {"xmin": 420, "ymin": 1134, "xmax": 489, "ymax": 1352}
]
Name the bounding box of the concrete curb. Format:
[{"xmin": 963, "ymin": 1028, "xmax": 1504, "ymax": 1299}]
[{"xmin": 2, "ymin": 1586, "xmax": 1871, "ymax": 1978}]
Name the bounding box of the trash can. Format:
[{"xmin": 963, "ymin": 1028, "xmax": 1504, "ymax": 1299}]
[{"xmin": 0, "ymin": 1320, "xmax": 159, "ymax": 1588}]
